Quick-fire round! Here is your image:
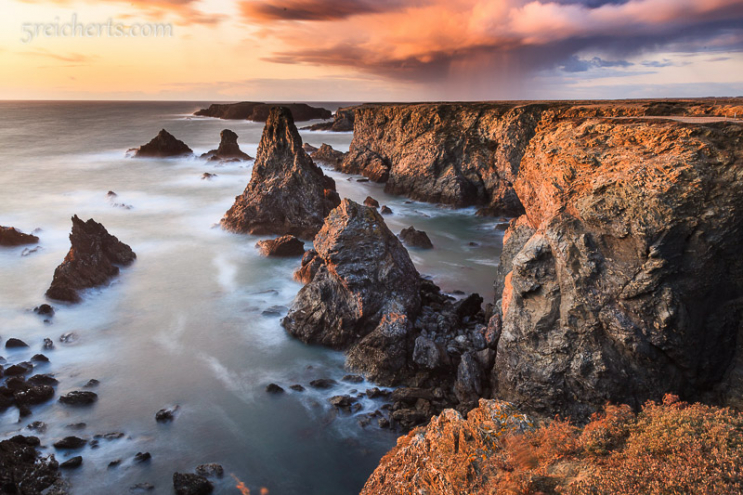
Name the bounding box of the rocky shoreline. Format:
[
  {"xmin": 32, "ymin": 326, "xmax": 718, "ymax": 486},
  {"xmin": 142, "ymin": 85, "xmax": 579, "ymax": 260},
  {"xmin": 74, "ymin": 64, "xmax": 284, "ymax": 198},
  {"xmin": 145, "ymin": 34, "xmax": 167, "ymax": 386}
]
[{"xmin": 4, "ymin": 97, "xmax": 743, "ymax": 494}]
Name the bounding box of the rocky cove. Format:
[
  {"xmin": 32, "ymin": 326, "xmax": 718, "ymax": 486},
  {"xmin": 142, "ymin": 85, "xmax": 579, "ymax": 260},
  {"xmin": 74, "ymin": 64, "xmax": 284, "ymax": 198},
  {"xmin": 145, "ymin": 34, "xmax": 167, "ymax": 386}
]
[{"xmin": 1, "ymin": 98, "xmax": 742, "ymax": 494}]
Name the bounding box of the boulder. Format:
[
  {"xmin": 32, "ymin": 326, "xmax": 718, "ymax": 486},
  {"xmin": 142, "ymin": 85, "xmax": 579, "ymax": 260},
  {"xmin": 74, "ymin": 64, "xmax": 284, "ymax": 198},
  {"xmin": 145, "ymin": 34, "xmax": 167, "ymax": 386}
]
[
  {"xmin": 53, "ymin": 436, "xmax": 87, "ymax": 449},
  {"xmin": 0, "ymin": 226, "xmax": 39, "ymax": 246},
  {"xmin": 283, "ymin": 199, "xmax": 421, "ymax": 349},
  {"xmin": 255, "ymin": 235, "xmax": 305, "ymax": 257},
  {"xmin": 46, "ymin": 216, "xmax": 136, "ymax": 303},
  {"xmin": 156, "ymin": 405, "xmax": 179, "ymax": 422},
  {"xmin": 265, "ymin": 383, "xmax": 285, "ymax": 394},
  {"xmin": 59, "ymin": 456, "xmax": 82, "ymax": 469},
  {"xmin": 311, "ymin": 143, "xmax": 346, "ymax": 165},
  {"xmin": 399, "ymin": 226, "xmax": 433, "ymax": 249},
  {"xmin": 173, "ymin": 472, "xmax": 213, "ymax": 495},
  {"xmin": 308, "ymin": 378, "xmax": 337, "ymax": 389},
  {"xmin": 380, "ymin": 206, "xmax": 393, "ymax": 215},
  {"xmin": 34, "ymin": 304, "xmax": 55, "ymax": 317},
  {"xmin": 6, "ymin": 338, "xmax": 28, "ymax": 348},
  {"xmin": 221, "ymin": 107, "xmax": 340, "ymax": 239},
  {"xmin": 59, "ymin": 391, "xmax": 97, "ymax": 406},
  {"xmin": 133, "ymin": 129, "xmax": 192, "ymax": 158},
  {"xmin": 363, "ymin": 196, "xmax": 380, "ymax": 208},
  {"xmin": 200, "ymin": 129, "xmax": 252, "ymax": 161}
]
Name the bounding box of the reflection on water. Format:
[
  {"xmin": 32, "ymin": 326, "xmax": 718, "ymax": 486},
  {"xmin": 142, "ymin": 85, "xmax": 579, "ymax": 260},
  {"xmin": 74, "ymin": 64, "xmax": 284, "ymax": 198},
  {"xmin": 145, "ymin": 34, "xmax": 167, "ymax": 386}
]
[{"xmin": 0, "ymin": 101, "xmax": 503, "ymax": 494}]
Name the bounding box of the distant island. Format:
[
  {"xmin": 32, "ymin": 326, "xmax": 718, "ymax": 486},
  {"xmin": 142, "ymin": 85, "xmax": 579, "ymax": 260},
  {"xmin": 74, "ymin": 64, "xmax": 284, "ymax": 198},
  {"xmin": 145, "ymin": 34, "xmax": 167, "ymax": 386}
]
[{"xmin": 194, "ymin": 102, "xmax": 332, "ymax": 122}]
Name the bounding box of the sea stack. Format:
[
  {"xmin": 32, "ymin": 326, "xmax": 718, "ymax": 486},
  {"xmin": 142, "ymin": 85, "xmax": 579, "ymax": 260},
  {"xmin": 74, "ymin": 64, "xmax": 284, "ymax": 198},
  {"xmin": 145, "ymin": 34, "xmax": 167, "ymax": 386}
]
[
  {"xmin": 133, "ymin": 129, "xmax": 192, "ymax": 158},
  {"xmin": 220, "ymin": 106, "xmax": 340, "ymax": 239},
  {"xmin": 200, "ymin": 129, "xmax": 252, "ymax": 161},
  {"xmin": 282, "ymin": 198, "xmax": 421, "ymax": 348},
  {"xmin": 0, "ymin": 226, "xmax": 39, "ymax": 246},
  {"xmin": 46, "ymin": 216, "xmax": 136, "ymax": 303}
]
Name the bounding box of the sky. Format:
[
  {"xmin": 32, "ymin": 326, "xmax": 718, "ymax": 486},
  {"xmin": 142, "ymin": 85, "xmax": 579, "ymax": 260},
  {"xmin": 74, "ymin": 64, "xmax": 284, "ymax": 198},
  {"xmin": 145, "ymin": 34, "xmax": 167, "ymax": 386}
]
[{"xmin": 2, "ymin": 0, "xmax": 743, "ymax": 101}]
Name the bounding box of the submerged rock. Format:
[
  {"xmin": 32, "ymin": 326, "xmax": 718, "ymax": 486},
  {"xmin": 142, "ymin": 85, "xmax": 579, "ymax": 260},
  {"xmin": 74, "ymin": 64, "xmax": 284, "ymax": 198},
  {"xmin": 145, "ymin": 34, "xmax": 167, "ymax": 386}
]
[
  {"xmin": 59, "ymin": 391, "xmax": 97, "ymax": 406},
  {"xmin": 6, "ymin": 338, "xmax": 29, "ymax": 348},
  {"xmin": 283, "ymin": 199, "xmax": 421, "ymax": 349},
  {"xmin": 200, "ymin": 129, "xmax": 252, "ymax": 161},
  {"xmin": 399, "ymin": 226, "xmax": 433, "ymax": 249},
  {"xmin": 133, "ymin": 129, "xmax": 193, "ymax": 158},
  {"xmin": 255, "ymin": 235, "xmax": 305, "ymax": 257},
  {"xmin": 59, "ymin": 456, "xmax": 82, "ymax": 469},
  {"xmin": 46, "ymin": 216, "xmax": 136, "ymax": 303},
  {"xmin": 0, "ymin": 226, "xmax": 39, "ymax": 246},
  {"xmin": 221, "ymin": 106, "xmax": 340, "ymax": 239},
  {"xmin": 195, "ymin": 464, "xmax": 224, "ymax": 478}
]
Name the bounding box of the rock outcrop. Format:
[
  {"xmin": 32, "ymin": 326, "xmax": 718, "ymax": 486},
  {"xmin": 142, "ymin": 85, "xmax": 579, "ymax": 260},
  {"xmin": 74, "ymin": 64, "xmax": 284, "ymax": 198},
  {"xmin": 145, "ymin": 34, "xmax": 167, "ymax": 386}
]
[
  {"xmin": 0, "ymin": 226, "xmax": 39, "ymax": 246},
  {"xmin": 46, "ymin": 216, "xmax": 136, "ymax": 303},
  {"xmin": 220, "ymin": 106, "xmax": 341, "ymax": 239},
  {"xmin": 195, "ymin": 102, "xmax": 331, "ymax": 122},
  {"xmin": 133, "ymin": 129, "xmax": 192, "ymax": 158},
  {"xmin": 310, "ymin": 143, "xmax": 346, "ymax": 166},
  {"xmin": 0, "ymin": 435, "xmax": 65, "ymax": 494},
  {"xmin": 200, "ymin": 129, "xmax": 251, "ymax": 161},
  {"xmin": 399, "ymin": 226, "xmax": 433, "ymax": 249},
  {"xmin": 302, "ymin": 107, "xmax": 355, "ymax": 131},
  {"xmin": 361, "ymin": 400, "xmax": 533, "ymax": 495},
  {"xmin": 283, "ymin": 198, "xmax": 421, "ymax": 349},
  {"xmin": 284, "ymin": 199, "xmax": 494, "ymax": 429},
  {"xmin": 255, "ymin": 235, "xmax": 304, "ymax": 257},
  {"xmin": 493, "ymin": 118, "xmax": 743, "ymax": 419}
]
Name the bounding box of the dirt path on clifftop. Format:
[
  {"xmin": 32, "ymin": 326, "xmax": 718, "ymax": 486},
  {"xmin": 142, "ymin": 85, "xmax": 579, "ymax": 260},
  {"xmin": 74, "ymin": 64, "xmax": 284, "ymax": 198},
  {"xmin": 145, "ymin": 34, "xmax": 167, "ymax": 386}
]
[{"xmin": 611, "ymin": 116, "xmax": 743, "ymax": 124}]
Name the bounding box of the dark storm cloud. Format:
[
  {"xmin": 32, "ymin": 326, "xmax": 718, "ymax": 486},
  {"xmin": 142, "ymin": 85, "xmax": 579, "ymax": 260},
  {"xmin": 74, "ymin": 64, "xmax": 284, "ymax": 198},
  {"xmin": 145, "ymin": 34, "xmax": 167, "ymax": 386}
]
[{"xmin": 240, "ymin": 0, "xmax": 407, "ymax": 22}]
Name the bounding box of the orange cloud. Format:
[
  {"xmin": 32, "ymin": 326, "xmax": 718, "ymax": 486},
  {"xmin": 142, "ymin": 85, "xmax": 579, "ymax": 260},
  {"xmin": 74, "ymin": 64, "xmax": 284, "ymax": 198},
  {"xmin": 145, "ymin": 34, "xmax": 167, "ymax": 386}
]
[
  {"xmin": 18, "ymin": 0, "xmax": 224, "ymax": 25},
  {"xmin": 246, "ymin": 0, "xmax": 743, "ymax": 83}
]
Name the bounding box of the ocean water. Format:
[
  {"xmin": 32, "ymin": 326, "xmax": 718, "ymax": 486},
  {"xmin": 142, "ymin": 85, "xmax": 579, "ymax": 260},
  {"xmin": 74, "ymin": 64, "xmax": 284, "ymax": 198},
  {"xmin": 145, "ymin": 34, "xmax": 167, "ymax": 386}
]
[{"xmin": 0, "ymin": 101, "xmax": 504, "ymax": 494}]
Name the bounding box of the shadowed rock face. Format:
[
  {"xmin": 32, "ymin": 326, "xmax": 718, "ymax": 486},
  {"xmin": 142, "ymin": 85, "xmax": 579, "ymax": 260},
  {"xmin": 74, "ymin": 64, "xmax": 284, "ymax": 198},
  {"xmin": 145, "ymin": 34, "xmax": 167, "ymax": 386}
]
[
  {"xmin": 283, "ymin": 198, "xmax": 421, "ymax": 349},
  {"xmin": 494, "ymin": 119, "xmax": 743, "ymax": 419},
  {"xmin": 133, "ymin": 129, "xmax": 192, "ymax": 158},
  {"xmin": 200, "ymin": 129, "xmax": 251, "ymax": 161},
  {"xmin": 220, "ymin": 107, "xmax": 340, "ymax": 239},
  {"xmin": 46, "ymin": 216, "xmax": 136, "ymax": 303},
  {"xmin": 302, "ymin": 107, "xmax": 355, "ymax": 131},
  {"xmin": 194, "ymin": 102, "xmax": 331, "ymax": 122},
  {"xmin": 0, "ymin": 226, "xmax": 38, "ymax": 246}
]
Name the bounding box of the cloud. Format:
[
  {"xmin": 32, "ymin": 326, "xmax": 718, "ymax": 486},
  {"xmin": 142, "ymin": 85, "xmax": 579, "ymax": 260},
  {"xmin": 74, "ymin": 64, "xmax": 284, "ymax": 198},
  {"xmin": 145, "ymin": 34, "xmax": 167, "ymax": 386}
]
[
  {"xmin": 561, "ymin": 55, "xmax": 634, "ymax": 72},
  {"xmin": 245, "ymin": 0, "xmax": 743, "ymax": 90},
  {"xmin": 18, "ymin": 0, "xmax": 224, "ymax": 25},
  {"xmin": 21, "ymin": 48, "xmax": 95, "ymax": 63},
  {"xmin": 239, "ymin": 0, "xmax": 406, "ymax": 22}
]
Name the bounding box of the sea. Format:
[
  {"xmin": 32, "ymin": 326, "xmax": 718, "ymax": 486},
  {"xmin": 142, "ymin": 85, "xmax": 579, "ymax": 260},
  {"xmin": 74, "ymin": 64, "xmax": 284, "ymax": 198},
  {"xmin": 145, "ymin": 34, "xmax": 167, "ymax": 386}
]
[{"xmin": 0, "ymin": 101, "xmax": 505, "ymax": 494}]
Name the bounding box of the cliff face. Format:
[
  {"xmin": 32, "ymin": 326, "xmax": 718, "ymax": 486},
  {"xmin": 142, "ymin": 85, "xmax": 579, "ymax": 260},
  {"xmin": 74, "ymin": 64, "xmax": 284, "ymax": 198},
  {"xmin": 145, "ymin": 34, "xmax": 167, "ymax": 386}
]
[
  {"xmin": 340, "ymin": 103, "xmax": 545, "ymax": 214},
  {"xmin": 494, "ymin": 118, "xmax": 743, "ymax": 418},
  {"xmin": 340, "ymin": 98, "xmax": 743, "ymax": 216}
]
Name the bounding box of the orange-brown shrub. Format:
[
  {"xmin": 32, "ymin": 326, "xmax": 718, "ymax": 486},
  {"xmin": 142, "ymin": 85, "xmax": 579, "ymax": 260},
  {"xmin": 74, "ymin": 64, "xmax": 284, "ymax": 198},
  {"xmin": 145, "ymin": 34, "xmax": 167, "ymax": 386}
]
[{"xmin": 496, "ymin": 395, "xmax": 743, "ymax": 495}]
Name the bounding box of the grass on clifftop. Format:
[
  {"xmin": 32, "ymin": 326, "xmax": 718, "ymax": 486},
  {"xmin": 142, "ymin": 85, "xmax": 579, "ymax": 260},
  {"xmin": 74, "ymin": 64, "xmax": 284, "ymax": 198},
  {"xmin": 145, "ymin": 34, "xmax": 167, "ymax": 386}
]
[{"xmin": 499, "ymin": 395, "xmax": 743, "ymax": 494}]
